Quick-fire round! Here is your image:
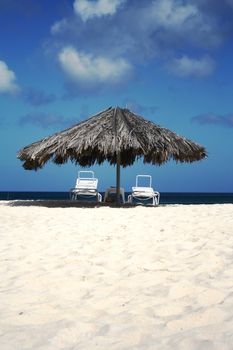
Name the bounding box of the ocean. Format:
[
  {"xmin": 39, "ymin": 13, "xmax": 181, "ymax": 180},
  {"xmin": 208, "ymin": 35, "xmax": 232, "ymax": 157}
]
[{"xmin": 1, "ymin": 192, "xmax": 233, "ymax": 204}]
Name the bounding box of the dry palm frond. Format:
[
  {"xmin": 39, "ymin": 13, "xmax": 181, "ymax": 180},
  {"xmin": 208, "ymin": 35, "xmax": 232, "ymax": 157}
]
[{"xmin": 18, "ymin": 107, "xmax": 207, "ymax": 170}]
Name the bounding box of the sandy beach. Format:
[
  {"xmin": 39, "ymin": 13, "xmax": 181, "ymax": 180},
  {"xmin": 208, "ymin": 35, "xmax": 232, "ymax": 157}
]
[{"xmin": 0, "ymin": 202, "xmax": 233, "ymax": 350}]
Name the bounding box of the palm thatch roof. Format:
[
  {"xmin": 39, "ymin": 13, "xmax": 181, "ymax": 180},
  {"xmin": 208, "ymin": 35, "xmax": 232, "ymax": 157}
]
[{"xmin": 17, "ymin": 106, "xmax": 206, "ymax": 170}]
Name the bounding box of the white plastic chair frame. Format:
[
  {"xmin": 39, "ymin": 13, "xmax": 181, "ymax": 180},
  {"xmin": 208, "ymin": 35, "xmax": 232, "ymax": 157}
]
[
  {"xmin": 128, "ymin": 175, "xmax": 160, "ymax": 205},
  {"xmin": 70, "ymin": 171, "xmax": 102, "ymax": 202}
]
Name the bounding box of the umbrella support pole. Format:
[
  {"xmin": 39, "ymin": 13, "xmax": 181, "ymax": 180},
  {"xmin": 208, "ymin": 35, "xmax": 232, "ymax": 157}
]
[{"xmin": 116, "ymin": 152, "xmax": 121, "ymax": 204}]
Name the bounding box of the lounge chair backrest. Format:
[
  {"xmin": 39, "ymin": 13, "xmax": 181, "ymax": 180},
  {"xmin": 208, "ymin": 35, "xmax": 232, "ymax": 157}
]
[
  {"xmin": 135, "ymin": 175, "xmax": 152, "ymax": 188},
  {"xmin": 75, "ymin": 171, "xmax": 98, "ymax": 190}
]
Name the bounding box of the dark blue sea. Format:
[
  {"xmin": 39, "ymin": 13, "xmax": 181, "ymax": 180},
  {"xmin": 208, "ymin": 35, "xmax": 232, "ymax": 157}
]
[{"xmin": 1, "ymin": 192, "xmax": 233, "ymax": 204}]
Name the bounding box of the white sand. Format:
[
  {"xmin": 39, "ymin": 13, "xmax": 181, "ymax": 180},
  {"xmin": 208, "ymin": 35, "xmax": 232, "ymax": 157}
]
[{"xmin": 0, "ymin": 202, "xmax": 233, "ymax": 350}]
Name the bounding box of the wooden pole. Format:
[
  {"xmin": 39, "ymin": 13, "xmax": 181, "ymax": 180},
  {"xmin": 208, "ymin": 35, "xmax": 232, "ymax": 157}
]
[
  {"xmin": 113, "ymin": 107, "xmax": 121, "ymax": 204},
  {"xmin": 116, "ymin": 152, "xmax": 121, "ymax": 204}
]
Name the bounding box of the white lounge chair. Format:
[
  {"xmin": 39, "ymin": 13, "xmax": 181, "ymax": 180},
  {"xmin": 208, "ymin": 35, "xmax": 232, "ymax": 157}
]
[
  {"xmin": 128, "ymin": 175, "xmax": 160, "ymax": 205},
  {"xmin": 70, "ymin": 171, "xmax": 102, "ymax": 202}
]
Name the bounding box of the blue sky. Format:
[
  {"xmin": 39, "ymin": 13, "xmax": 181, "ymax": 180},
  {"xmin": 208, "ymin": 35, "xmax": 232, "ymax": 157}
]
[{"xmin": 1, "ymin": 0, "xmax": 233, "ymax": 193}]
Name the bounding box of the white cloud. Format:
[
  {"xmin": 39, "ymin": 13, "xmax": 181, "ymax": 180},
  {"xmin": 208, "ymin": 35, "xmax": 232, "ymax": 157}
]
[
  {"xmin": 0, "ymin": 60, "xmax": 19, "ymax": 94},
  {"xmin": 149, "ymin": 0, "xmax": 199, "ymax": 29},
  {"xmin": 168, "ymin": 55, "xmax": 216, "ymax": 78},
  {"xmin": 58, "ymin": 46, "xmax": 131, "ymax": 85},
  {"xmin": 137, "ymin": 0, "xmax": 217, "ymax": 49},
  {"xmin": 46, "ymin": 0, "xmax": 228, "ymax": 95},
  {"xmin": 73, "ymin": 0, "xmax": 125, "ymax": 21}
]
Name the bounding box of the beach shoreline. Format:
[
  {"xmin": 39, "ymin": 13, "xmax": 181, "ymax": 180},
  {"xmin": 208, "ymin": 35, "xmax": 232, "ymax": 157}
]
[{"xmin": 0, "ymin": 203, "xmax": 233, "ymax": 349}]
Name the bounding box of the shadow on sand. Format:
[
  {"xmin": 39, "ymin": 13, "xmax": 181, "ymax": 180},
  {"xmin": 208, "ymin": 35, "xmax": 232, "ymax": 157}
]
[{"xmin": 8, "ymin": 200, "xmax": 161, "ymax": 208}]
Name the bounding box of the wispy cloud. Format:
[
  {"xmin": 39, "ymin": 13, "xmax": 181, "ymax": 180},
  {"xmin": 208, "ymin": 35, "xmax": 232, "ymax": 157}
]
[
  {"xmin": 50, "ymin": 0, "xmax": 215, "ymax": 59},
  {"xmin": 19, "ymin": 112, "xmax": 77, "ymax": 129},
  {"xmin": 123, "ymin": 98, "xmax": 158, "ymax": 116},
  {"xmin": 73, "ymin": 0, "xmax": 125, "ymax": 21},
  {"xmin": 58, "ymin": 46, "xmax": 132, "ymax": 87},
  {"xmin": 226, "ymin": 0, "xmax": 233, "ymax": 8},
  {"xmin": 148, "ymin": 0, "xmax": 198, "ymax": 29},
  {"xmin": 23, "ymin": 88, "xmax": 56, "ymax": 106},
  {"xmin": 46, "ymin": 0, "xmax": 233, "ymax": 94},
  {"xmin": 192, "ymin": 113, "xmax": 233, "ymax": 127},
  {"xmin": 51, "ymin": 18, "xmax": 68, "ymax": 35},
  {"xmin": 0, "ymin": 60, "xmax": 20, "ymax": 94},
  {"xmin": 167, "ymin": 55, "xmax": 216, "ymax": 78}
]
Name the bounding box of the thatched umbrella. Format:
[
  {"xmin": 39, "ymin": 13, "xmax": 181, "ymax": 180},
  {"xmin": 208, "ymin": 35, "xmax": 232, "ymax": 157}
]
[{"xmin": 17, "ymin": 106, "xmax": 207, "ymax": 203}]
